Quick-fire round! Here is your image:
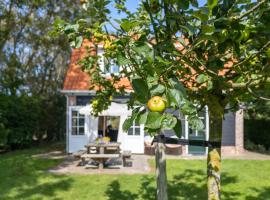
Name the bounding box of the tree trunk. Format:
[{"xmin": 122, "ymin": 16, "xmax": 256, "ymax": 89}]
[
  {"xmin": 155, "ymin": 134, "xmax": 168, "ymax": 200},
  {"xmin": 207, "ymin": 113, "xmax": 223, "ymax": 200}
]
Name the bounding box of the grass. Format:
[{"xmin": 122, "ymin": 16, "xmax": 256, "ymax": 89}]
[{"xmin": 0, "ymin": 144, "xmax": 270, "ymax": 200}]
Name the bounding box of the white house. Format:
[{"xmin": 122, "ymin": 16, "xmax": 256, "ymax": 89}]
[{"xmin": 61, "ymin": 40, "xmax": 244, "ymax": 155}]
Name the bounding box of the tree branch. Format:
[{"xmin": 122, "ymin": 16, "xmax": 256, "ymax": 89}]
[
  {"xmin": 233, "ymin": 40, "xmax": 270, "ymax": 69},
  {"xmin": 238, "ymin": 0, "xmax": 267, "ymax": 20},
  {"xmin": 247, "ymin": 87, "xmax": 270, "ymax": 101}
]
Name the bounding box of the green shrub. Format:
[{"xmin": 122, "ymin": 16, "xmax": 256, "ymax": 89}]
[
  {"xmin": 244, "ymin": 119, "xmax": 270, "ymax": 152},
  {"xmin": 0, "ymin": 94, "xmax": 65, "ymax": 150}
]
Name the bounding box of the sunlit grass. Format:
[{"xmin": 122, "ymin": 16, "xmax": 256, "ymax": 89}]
[{"xmin": 0, "ymin": 145, "xmax": 269, "ymax": 200}]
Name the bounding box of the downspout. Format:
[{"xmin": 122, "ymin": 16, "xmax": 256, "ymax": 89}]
[
  {"xmin": 184, "ymin": 115, "xmax": 189, "ymax": 155},
  {"xmin": 65, "ymin": 95, "xmax": 69, "ymax": 153},
  {"xmin": 205, "ymin": 106, "xmax": 209, "ymax": 155}
]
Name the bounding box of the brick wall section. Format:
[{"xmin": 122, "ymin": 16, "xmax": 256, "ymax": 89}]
[
  {"xmin": 235, "ymin": 109, "xmax": 245, "ymax": 153},
  {"xmin": 221, "ymin": 109, "xmax": 245, "ymax": 155}
]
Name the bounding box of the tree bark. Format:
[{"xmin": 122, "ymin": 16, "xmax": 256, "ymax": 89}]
[
  {"xmin": 207, "ymin": 113, "xmax": 223, "ymax": 200},
  {"xmin": 155, "ymin": 134, "xmax": 168, "ymax": 200}
]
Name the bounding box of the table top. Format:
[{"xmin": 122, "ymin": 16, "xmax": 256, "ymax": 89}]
[
  {"xmin": 85, "ymin": 142, "xmax": 121, "ymax": 148},
  {"xmin": 81, "ymin": 154, "xmax": 120, "ymax": 158}
]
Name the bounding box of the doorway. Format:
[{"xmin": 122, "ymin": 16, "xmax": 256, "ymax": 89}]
[{"xmin": 98, "ymin": 116, "xmax": 120, "ymax": 142}]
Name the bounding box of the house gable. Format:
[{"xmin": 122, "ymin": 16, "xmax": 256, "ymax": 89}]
[{"xmin": 63, "ymin": 40, "xmax": 132, "ymax": 92}]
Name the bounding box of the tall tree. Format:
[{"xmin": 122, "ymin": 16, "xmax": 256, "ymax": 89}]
[
  {"xmin": 0, "ymin": 0, "xmax": 95, "ymax": 148},
  {"xmin": 58, "ymin": 0, "xmax": 270, "ymax": 199},
  {"xmin": 0, "ymin": 0, "xmax": 83, "ymax": 96}
]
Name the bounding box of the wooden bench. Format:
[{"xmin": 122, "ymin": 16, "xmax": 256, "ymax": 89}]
[
  {"xmin": 81, "ymin": 154, "xmax": 121, "ymax": 169},
  {"xmin": 73, "ymin": 150, "xmax": 86, "ymax": 158},
  {"xmin": 72, "ymin": 150, "xmax": 87, "ymax": 166},
  {"xmin": 122, "ymin": 151, "xmax": 132, "ymax": 167}
]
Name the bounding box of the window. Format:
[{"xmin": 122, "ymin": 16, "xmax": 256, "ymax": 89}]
[
  {"xmin": 71, "ymin": 110, "xmax": 85, "ymax": 135},
  {"xmin": 128, "ymin": 121, "xmax": 140, "ymax": 136},
  {"xmin": 189, "ymin": 111, "xmax": 206, "ymax": 136},
  {"xmin": 97, "ymin": 47, "xmax": 120, "ymax": 76},
  {"xmin": 98, "ymin": 116, "xmax": 120, "ymax": 135}
]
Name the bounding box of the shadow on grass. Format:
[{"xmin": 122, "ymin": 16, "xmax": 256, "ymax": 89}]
[
  {"xmin": 105, "ymin": 169, "xmax": 240, "ymax": 200},
  {"xmin": 105, "ymin": 180, "xmax": 139, "ymax": 200},
  {"xmin": 0, "ymin": 148, "xmax": 72, "ymax": 200},
  {"xmin": 245, "ymin": 187, "xmax": 270, "ymax": 200}
]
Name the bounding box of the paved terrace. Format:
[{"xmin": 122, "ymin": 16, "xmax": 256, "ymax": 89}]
[{"xmin": 32, "ymin": 150, "xmax": 270, "ymax": 175}]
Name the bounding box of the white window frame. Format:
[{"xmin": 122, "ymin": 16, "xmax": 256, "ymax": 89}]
[
  {"xmin": 184, "ymin": 106, "xmax": 209, "ymax": 155},
  {"xmin": 70, "ymin": 107, "xmax": 85, "ymax": 136},
  {"xmin": 97, "ymin": 45, "xmax": 121, "ymax": 76},
  {"xmin": 128, "ymin": 121, "xmax": 141, "ymax": 136}
]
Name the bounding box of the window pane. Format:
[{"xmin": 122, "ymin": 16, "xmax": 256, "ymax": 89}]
[
  {"xmin": 72, "ymin": 127, "xmax": 77, "ymax": 135},
  {"xmin": 198, "ymin": 129, "xmax": 205, "ymax": 136},
  {"xmin": 128, "ymin": 128, "xmax": 133, "ymax": 135},
  {"xmin": 79, "ymin": 114, "xmax": 84, "ymax": 118},
  {"xmin": 79, "ymin": 118, "xmax": 84, "ymax": 126},
  {"xmin": 111, "ymin": 65, "xmax": 119, "ymax": 73},
  {"xmin": 189, "ymin": 128, "xmax": 196, "ymax": 135},
  {"xmin": 72, "ymin": 118, "xmax": 77, "ymax": 126},
  {"xmin": 135, "ymin": 128, "xmax": 140, "ymax": 135},
  {"xmin": 72, "ymin": 111, "xmax": 77, "ymax": 117},
  {"xmin": 109, "ymin": 116, "xmax": 120, "ymax": 130},
  {"xmin": 79, "ymin": 127, "xmax": 85, "ymax": 135}
]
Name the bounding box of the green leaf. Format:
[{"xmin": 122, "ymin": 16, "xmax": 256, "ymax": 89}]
[
  {"xmin": 145, "ymin": 112, "xmax": 163, "ymax": 130},
  {"xmin": 167, "ymin": 88, "xmax": 183, "ymax": 108},
  {"xmin": 168, "ymin": 78, "xmax": 186, "ymax": 94},
  {"xmin": 117, "ymin": 54, "xmax": 131, "ymax": 66},
  {"xmin": 181, "ymin": 101, "xmax": 197, "ymax": 115},
  {"xmin": 161, "ymin": 113, "xmax": 177, "ymax": 130},
  {"xmin": 137, "ymin": 111, "xmax": 148, "ymax": 125},
  {"xmin": 133, "ymin": 43, "xmax": 153, "ymax": 57},
  {"xmin": 131, "ymin": 78, "xmax": 149, "ymax": 103},
  {"xmin": 122, "ymin": 117, "xmax": 133, "ymax": 132},
  {"xmin": 188, "ymin": 116, "xmax": 204, "ymax": 131},
  {"xmin": 192, "ymin": 10, "xmax": 208, "ymax": 22},
  {"xmin": 147, "ymin": 76, "xmax": 159, "ymax": 88},
  {"xmin": 173, "ymin": 118, "xmax": 182, "ymax": 138},
  {"xmin": 145, "ymin": 128, "xmax": 159, "ymax": 136},
  {"xmin": 74, "ymin": 36, "xmax": 83, "ymax": 48},
  {"xmin": 177, "ymin": 0, "xmax": 189, "ymax": 10},
  {"xmin": 120, "ymin": 21, "xmax": 131, "ymax": 32},
  {"xmin": 64, "ymin": 24, "xmax": 79, "ymax": 32},
  {"xmin": 202, "ymin": 25, "xmax": 215, "ymax": 34},
  {"xmin": 122, "ymin": 107, "xmax": 140, "ymax": 132},
  {"xmin": 150, "ymin": 84, "xmax": 165, "ymax": 96},
  {"xmin": 190, "ymin": 0, "xmax": 199, "ymax": 8},
  {"xmin": 196, "ymin": 74, "xmax": 209, "ymax": 84},
  {"xmin": 207, "ymin": 80, "xmax": 213, "ymax": 90},
  {"xmin": 120, "ymin": 20, "xmax": 140, "ymax": 32},
  {"xmin": 208, "ymin": 0, "xmax": 218, "ymax": 11}
]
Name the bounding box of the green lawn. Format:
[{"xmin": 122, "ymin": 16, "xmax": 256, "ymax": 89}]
[{"xmin": 0, "ymin": 145, "xmax": 270, "ymax": 200}]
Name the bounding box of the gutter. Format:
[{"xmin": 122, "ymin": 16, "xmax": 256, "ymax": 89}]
[
  {"xmin": 61, "ymin": 89, "xmax": 132, "ymax": 96},
  {"xmin": 61, "ymin": 90, "xmax": 96, "ymax": 96}
]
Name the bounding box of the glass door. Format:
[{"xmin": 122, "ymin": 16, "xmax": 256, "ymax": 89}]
[
  {"xmin": 188, "ymin": 109, "xmax": 208, "ymax": 154},
  {"xmin": 98, "ymin": 116, "xmax": 120, "ymax": 142}
]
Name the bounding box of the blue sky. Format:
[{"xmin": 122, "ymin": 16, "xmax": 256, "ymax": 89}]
[
  {"xmin": 108, "ymin": 0, "xmax": 207, "ymax": 16},
  {"xmin": 106, "ymin": 0, "xmax": 207, "ymax": 31}
]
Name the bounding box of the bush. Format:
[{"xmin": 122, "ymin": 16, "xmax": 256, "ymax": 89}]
[
  {"xmin": 244, "ymin": 139, "xmax": 269, "ymax": 154},
  {"xmin": 244, "ymin": 119, "xmax": 270, "ymax": 152},
  {"xmin": 0, "ymin": 94, "xmax": 65, "ymax": 150}
]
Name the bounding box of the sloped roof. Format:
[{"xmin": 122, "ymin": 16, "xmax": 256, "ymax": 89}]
[
  {"xmin": 63, "ymin": 39, "xmax": 234, "ymax": 92},
  {"xmin": 63, "ymin": 39, "xmax": 132, "ymax": 91}
]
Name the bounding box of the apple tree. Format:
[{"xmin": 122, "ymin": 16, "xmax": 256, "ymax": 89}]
[{"xmin": 55, "ymin": 0, "xmax": 270, "ymax": 199}]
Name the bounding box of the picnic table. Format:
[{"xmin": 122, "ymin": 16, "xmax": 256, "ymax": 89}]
[{"xmin": 82, "ymin": 142, "xmax": 121, "ymax": 169}]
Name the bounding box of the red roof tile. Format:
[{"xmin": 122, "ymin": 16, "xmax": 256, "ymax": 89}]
[{"xmin": 63, "ymin": 39, "xmax": 132, "ymax": 91}]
